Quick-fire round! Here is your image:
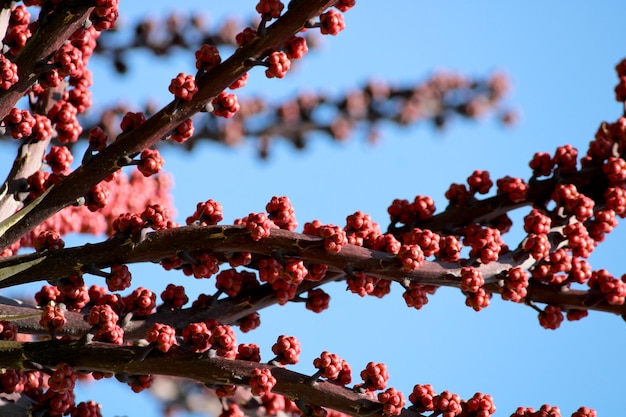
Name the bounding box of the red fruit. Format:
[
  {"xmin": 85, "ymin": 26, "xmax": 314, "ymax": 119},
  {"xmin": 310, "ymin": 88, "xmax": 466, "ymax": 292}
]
[
  {"xmin": 319, "ymin": 9, "xmax": 345, "ymax": 36},
  {"xmin": 146, "ymin": 323, "xmax": 178, "ymax": 353},
  {"xmin": 249, "ymin": 368, "xmax": 276, "ymax": 396},
  {"xmin": 168, "ymin": 72, "xmax": 198, "ymax": 101},
  {"xmin": 271, "ymin": 335, "xmax": 301, "ymax": 365}
]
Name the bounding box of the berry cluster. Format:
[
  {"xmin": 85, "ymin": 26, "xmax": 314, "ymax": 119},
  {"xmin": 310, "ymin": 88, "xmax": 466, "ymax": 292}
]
[
  {"xmin": 312, "ymin": 351, "xmax": 352, "ymax": 385},
  {"xmin": 271, "ymin": 335, "xmax": 301, "ymax": 365}
]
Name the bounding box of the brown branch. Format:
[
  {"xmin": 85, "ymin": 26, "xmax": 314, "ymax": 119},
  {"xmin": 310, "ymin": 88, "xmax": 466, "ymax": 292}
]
[
  {"xmin": 0, "ymin": 225, "xmax": 623, "ymax": 327},
  {"xmin": 389, "ymin": 164, "xmax": 608, "ymax": 236},
  {"xmin": 0, "ymin": 339, "xmax": 398, "ymax": 417},
  {"xmin": 0, "ymin": 272, "xmax": 342, "ymax": 340},
  {"xmin": 0, "ymin": 1, "xmax": 95, "ymax": 121},
  {"xmin": 0, "ymin": 0, "xmax": 339, "ymax": 253}
]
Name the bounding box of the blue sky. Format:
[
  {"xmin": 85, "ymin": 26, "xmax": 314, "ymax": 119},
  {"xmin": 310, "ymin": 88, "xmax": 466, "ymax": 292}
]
[{"xmin": 4, "ymin": 1, "xmax": 626, "ymax": 416}]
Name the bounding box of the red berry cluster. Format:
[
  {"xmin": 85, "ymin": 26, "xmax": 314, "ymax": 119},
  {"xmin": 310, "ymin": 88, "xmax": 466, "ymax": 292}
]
[
  {"xmin": 467, "ymin": 170, "xmax": 493, "ymax": 194},
  {"xmin": 146, "ymin": 323, "xmax": 178, "ymax": 352},
  {"xmin": 195, "ymin": 44, "xmax": 221, "ymax": 71},
  {"xmin": 344, "ymin": 210, "xmax": 381, "ymax": 246},
  {"xmin": 553, "ymin": 144, "xmax": 578, "ymax": 173},
  {"xmin": 5, "ymin": 5, "xmax": 31, "ymax": 55},
  {"xmin": 113, "ymin": 212, "xmax": 146, "ymax": 235},
  {"xmin": 90, "ymin": 0, "xmax": 120, "ymax": 31},
  {"xmin": 319, "ymin": 9, "xmax": 346, "ymax": 36},
  {"xmin": 388, "ymin": 195, "xmax": 436, "ymax": 225},
  {"xmin": 409, "ymin": 384, "xmax": 436, "ymax": 413},
  {"xmin": 312, "ymin": 351, "xmax": 352, "ymax": 385},
  {"xmin": 0, "ymin": 54, "xmax": 18, "ymax": 90},
  {"xmin": 496, "ymin": 176, "xmax": 528, "ymax": 203},
  {"xmin": 72, "ymin": 401, "xmax": 103, "ymax": 417},
  {"xmin": 141, "ymin": 203, "xmax": 170, "ymax": 230},
  {"xmin": 538, "ymin": 305, "xmax": 564, "ymax": 330},
  {"xmin": 463, "ymin": 224, "xmax": 504, "ymax": 264},
  {"xmin": 356, "ymin": 362, "xmax": 389, "ymax": 392},
  {"xmin": 265, "ymin": 51, "xmax": 291, "ymax": 79},
  {"xmin": 171, "ymin": 118, "xmax": 194, "ymax": 143},
  {"xmin": 87, "ymin": 304, "xmax": 124, "ymax": 344},
  {"xmin": 106, "ymin": 264, "xmax": 132, "ymax": 292},
  {"xmin": 34, "ymin": 230, "xmax": 65, "ymax": 251},
  {"xmin": 120, "ymin": 111, "xmax": 146, "ymax": 133},
  {"xmin": 0, "ymin": 320, "xmax": 17, "ymax": 340},
  {"xmin": 160, "ymin": 283, "xmax": 189, "ymax": 309},
  {"xmin": 39, "ymin": 303, "xmax": 67, "ymax": 332},
  {"xmin": 125, "ymin": 287, "xmax": 157, "ymax": 316},
  {"xmin": 271, "ymin": 335, "xmax": 301, "ymax": 365},
  {"xmin": 552, "ymin": 184, "xmax": 595, "ymax": 222},
  {"xmin": 187, "ymin": 198, "xmax": 224, "ymax": 225},
  {"xmin": 402, "ymin": 283, "xmax": 436, "ymax": 310},
  {"xmin": 212, "ymin": 91, "xmax": 240, "ymax": 118},
  {"xmin": 245, "ymin": 212, "xmax": 275, "ymax": 240},
  {"xmin": 220, "ymin": 403, "xmax": 245, "ymax": 417},
  {"xmin": 266, "ymin": 195, "xmax": 297, "ymax": 231},
  {"xmin": 237, "ymin": 343, "xmax": 262, "ymax": 362},
  {"xmin": 138, "ymin": 149, "xmax": 165, "ymax": 177},
  {"xmin": 403, "ymin": 228, "xmax": 441, "ymax": 257},
  {"xmin": 249, "ymin": 368, "xmax": 276, "ymax": 396},
  {"xmin": 304, "ymin": 220, "xmax": 348, "ymax": 253},
  {"xmin": 48, "ymin": 100, "xmax": 82, "ymax": 143},
  {"xmin": 238, "ymin": 312, "xmax": 261, "ymax": 333},
  {"xmin": 54, "ymin": 43, "xmax": 84, "ymax": 78},
  {"xmin": 210, "ymin": 324, "xmax": 238, "ymax": 358},
  {"xmin": 465, "ymin": 287, "xmax": 491, "ymax": 312},
  {"xmin": 284, "ymin": 36, "xmax": 308, "ymax": 60},
  {"xmin": 182, "ymin": 322, "xmax": 212, "ymax": 352},
  {"xmin": 397, "ymin": 244, "xmax": 425, "ymax": 272},
  {"xmin": 4, "ymin": 108, "xmax": 35, "ymax": 139},
  {"xmin": 502, "ymin": 267, "xmax": 529, "ymax": 302},
  {"xmin": 463, "ymin": 392, "xmax": 496, "ymax": 417},
  {"xmin": 460, "ymin": 267, "xmax": 484, "ymax": 293},
  {"xmin": 184, "ymin": 252, "xmax": 220, "ymax": 278},
  {"xmin": 588, "ymin": 269, "xmax": 626, "ymax": 305},
  {"xmin": 529, "ymin": 151, "xmax": 554, "ymax": 177},
  {"xmin": 433, "ymin": 390, "xmax": 462, "ymax": 417},
  {"xmin": 169, "ymin": 72, "xmax": 198, "ymax": 101},
  {"xmin": 378, "ymin": 388, "xmax": 406, "ymax": 416},
  {"xmin": 305, "ymin": 288, "xmax": 331, "ymax": 313},
  {"xmin": 216, "ymin": 269, "xmax": 252, "ymax": 297},
  {"xmin": 256, "ymin": 0, "xmax": 284, "ymax": 19}
]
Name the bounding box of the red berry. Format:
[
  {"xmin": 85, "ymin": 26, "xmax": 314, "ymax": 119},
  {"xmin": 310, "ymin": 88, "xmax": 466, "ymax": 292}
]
[
  {"xmin": 249, "ymin": 368, "xmax": 276, "ymax": 396},
  {"xmin": 146, "ymin": 323, "xmax": 178, "ymax": 353},
  {"xmin": 195, "ymin": 44, "xmax": 221, "ymax": 71},
  {"xmin": 319, "ymin": 9, "xmax": 346, "ymax": 36},
  {"xmin": 137, "ymin": 149, "xmax": 164, "ymax": 177},
  {"xmin": 182, "ymin": 322, "xmax": 212, "ymax": 352},
  {"xmin": 212, "ymin": 91, "xmax": 240, "ymax": 118},
  {"xmin": 256, "ymin": 0, "xmax": 284, "ymax": 19},
  {"xmin": 271, "ymin": 335, "xmax": 301, "ymax": 365},
  {"xmin": 169, "ymin": 72, "xmax": 198, "ymax": 101},
  {"xmin": 378, "ymin": 387, "xmax": 406, "ymax": 416},
  {"xmin": 265, "ymin": 51, "xmax": 291, "ymax": 79}
]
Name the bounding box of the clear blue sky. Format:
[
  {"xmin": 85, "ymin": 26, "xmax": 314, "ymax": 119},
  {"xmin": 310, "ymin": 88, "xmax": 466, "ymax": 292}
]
[{"xmin": 4, "ymin": 1, "xmax": 626, "ymax": 416}]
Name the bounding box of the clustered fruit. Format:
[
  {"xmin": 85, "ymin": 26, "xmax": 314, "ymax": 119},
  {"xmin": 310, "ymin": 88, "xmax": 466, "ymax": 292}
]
[{"xmin": 0, "ymin": 1, "xmax": 614, "ymax": 416}]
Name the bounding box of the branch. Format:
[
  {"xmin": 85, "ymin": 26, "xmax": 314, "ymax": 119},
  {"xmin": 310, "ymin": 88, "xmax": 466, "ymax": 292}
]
[
  {"xmin": 0, "ymin": 226, "xmax": 622, "ymax": 328},
  {"xmin": 0, "ymin": 1, "xmax": 94, "ymax": 120},
  {"xmin": 0, "ymin": 339, "xmax": 396, "ymax": 417},
  {"xmin": 0, "ymin": 0, "xmax": 339, "ymax": 252}
]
